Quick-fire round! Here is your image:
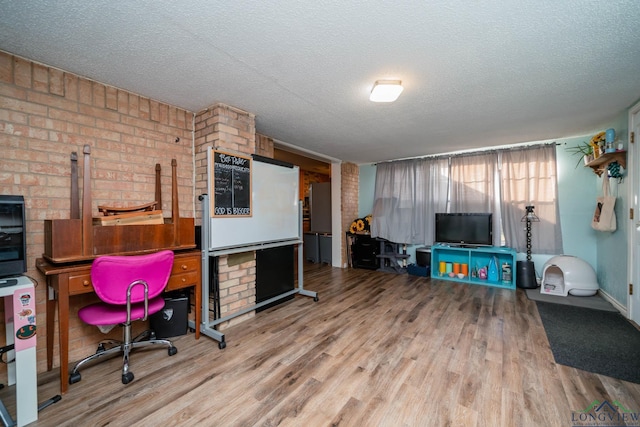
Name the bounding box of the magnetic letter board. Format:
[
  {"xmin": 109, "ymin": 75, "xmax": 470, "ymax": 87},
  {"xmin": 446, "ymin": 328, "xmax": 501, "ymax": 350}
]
[{"xmin": 211, "ymin": 150, "xmax": 252, "ymax": 217}]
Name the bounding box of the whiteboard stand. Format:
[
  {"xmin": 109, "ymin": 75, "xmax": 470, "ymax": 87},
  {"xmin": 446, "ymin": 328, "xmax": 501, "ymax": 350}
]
[{"xmin": 199, "ymin": 193, "xmax": 318, "ymax": 349}]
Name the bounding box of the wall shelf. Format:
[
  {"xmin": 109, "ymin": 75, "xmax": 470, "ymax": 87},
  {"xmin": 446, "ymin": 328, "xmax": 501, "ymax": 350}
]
[{"xmin": 585, "ymin": 150, "xmax": 626, "ymax": 176}]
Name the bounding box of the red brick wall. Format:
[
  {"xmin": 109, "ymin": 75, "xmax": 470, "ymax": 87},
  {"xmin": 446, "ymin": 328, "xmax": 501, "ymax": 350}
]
[{"xmin": 0, "ymin": 52, "xmax": 194, "ymax": 374}]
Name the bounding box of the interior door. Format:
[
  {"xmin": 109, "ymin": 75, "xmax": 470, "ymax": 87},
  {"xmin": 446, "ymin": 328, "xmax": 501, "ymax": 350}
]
[{"xmin": 630, "ymin": 101, "xmax": 640, "ymax": 326}]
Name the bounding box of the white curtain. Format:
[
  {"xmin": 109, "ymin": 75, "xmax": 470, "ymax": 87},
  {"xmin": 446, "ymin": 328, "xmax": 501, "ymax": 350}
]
[
  {"xmin": 372, "ymin": 144, "xmax": 562, "ymax": 253},
  {"xmin": 371, "ymin": 158, "xmax": 448, "ymax": 244},
  {"xmin": 449, "ymin": 152, "xmax": 500, "ymax": 245},
  {"xmin": 450, "ymin": 152, "xmax": 497, "ymax": 212},
  {"xmin": 500, "ymin": 144, "xmax": 563, "ymax": 254}
]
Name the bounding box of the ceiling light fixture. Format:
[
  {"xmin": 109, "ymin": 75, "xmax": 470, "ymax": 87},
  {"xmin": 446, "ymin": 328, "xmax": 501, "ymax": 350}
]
[{"xmin": 369, "ymin": 80, "xmax": 403, "ymax": 103}]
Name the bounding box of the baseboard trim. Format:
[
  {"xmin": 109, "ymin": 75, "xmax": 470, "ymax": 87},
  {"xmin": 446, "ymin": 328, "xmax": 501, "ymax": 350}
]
[{"xmin": 598, "ymin": 288, "xmax": 628, "ymax": 317}]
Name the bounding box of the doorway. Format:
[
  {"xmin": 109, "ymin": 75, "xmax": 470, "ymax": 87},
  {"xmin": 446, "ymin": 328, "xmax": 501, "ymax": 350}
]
[
  {"xmin": 273, "ymin": 147, "xmax": 331, "ymax": 232},
  {"xmin": 273, "ymin": 146, "xmax": 335, "ymax": 266}
]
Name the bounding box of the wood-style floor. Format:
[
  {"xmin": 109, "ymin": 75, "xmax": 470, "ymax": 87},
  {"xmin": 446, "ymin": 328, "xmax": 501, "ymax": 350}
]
[{"xmin": 4, "ymin": 263, "xmax": 640, "ymax": 426}]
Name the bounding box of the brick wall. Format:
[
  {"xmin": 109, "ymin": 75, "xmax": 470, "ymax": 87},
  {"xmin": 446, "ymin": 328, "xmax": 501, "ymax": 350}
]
[
  {"xmin": 341, "ymin": 162, "xmax": 359, "ymax": 267},
  {"xmin": 194, "ymin": 104, "xmax": 257, "ymax": 329},
  {"xmin": 255, "ymin": 133, "xmax": 274, "ymax": 158},
  {"xmin": 0, "ymin": 50, "xmax": 360, "ymax": 376},
  {"xmin": 0, "ymin": 52, "xmax": 194, "ymax": 374}
]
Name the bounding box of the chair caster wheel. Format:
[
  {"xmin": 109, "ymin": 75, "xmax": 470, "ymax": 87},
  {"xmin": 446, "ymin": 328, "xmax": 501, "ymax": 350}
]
[
  {"xmin": 122, "ymin": 372, "xmax": 134, "ymax": 384},
  {"xmin": 218, "ymin": 341, "xmax": 226, "ymax": 350},
  {"xmin": 69, "ymin": 372, "xmax": 81, "ymax": 384},
  {"xmin": 96, "ymin": 344, "xmax": 106, "ymax": 353},
  {"xmin": 314, "ymin": 296, "xmax": 319, "ymax": 302},
  {"xmin": 168, "ymin": 346, "xmax": 178, "ymax": 356}
]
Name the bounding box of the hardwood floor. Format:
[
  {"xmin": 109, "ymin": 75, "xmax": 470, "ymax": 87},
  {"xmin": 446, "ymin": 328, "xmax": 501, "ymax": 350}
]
[{"xmin": 5, "ymin": 263, "xmax": 640, "ymax": 426}]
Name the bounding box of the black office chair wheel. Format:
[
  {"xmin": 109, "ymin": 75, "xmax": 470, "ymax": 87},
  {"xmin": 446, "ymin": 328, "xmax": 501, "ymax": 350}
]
[
  {"xmin": 314, "ymin": 296, "xmax": 319, "ymax": 302},
  {"xmin": 218, "ymin": 341, "xmax": 226, "ymax": 350},
  {"xmin": 69, "ymin": 372, "xmax": 81, "ymax": 384},
  {"xmin": 168, "ymin": 346, "xmax": 178, "ymax": 356},
  {"xmin": 122, "ymin": 372, "xmax": 134, "ymax": 384},
  {"xmin": 96, "ymin": 343, "xmax": 106, "ymax": 353}
]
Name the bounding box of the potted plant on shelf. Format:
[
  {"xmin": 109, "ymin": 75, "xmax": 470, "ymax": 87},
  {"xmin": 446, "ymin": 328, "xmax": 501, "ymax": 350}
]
[{"xmin": 566, "ymin": 142, "xmax": 594, "ymax": 168}]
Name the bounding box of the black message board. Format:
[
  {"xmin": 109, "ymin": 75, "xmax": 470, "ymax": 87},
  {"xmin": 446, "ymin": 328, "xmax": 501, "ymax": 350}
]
[{"xmin": 211, "ymin": 150, "xmax": 251, "ymax": 217}]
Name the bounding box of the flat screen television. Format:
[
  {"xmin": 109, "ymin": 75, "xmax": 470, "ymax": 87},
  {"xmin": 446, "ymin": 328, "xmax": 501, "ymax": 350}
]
[
  {"xmin": 0, "ymin": 195, "xmax": 26, "ymax": 278},
  {"xmin": 435, "ymin": 212, "xmax": 493, "ymax": 247}
]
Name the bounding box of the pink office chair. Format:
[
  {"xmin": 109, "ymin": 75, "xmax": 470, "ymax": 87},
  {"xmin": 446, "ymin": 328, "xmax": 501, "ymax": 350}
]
[{"xmin": 69, "ymin": 250, "xmax": 178, "ymax": 385}]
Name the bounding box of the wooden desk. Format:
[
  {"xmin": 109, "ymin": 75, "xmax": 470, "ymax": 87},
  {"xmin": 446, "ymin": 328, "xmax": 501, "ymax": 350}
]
[{"xmin": 36, "ymin": 250, "xmax": 201, "ymax": 394}]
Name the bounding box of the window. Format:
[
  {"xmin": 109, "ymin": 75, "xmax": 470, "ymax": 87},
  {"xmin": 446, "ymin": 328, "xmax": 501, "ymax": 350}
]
[{"xmin": 371, "ymin": 144, "xmax": 563, "ymax": 255}]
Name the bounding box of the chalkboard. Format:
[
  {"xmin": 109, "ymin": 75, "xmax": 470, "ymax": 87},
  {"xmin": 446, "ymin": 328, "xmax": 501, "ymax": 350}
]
[
  {"xmin": 207, "ymin": 149, "xmax": 300, "ymax": 251},
  {"xmin": 211, "ymin": 150, "xmax": 251, "ymax": 217}
]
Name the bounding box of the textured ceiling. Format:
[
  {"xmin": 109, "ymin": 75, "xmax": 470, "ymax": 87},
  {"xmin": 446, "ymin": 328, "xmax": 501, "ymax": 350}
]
[{"xmin": 1, "ymin": 1, "xmax": 639, "ymax": 165}]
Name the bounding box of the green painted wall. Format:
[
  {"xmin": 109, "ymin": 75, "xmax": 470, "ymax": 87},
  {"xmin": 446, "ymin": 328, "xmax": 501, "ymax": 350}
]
[{"xmin": 593, "ymin": 112, "xmax": 629, "ymax": 305}]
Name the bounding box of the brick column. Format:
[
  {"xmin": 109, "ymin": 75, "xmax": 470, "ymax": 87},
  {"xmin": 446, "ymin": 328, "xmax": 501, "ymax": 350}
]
[
  {"xmin": 341, "ymin": 162, "xmax": 359, "ymax": 267},
  {"xmin": 255, "ymin": 133, "xmax": 274, "ymax": 158},
  {"xmin": 194, "ymin": 103, "xmax": 257, "ymax": 329}
]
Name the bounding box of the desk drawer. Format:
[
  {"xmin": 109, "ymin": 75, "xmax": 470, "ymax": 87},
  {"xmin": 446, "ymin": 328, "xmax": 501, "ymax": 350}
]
[
  {"xmin": 166, "ymin": 271, "xmax": 198, "ymax": 291},
  {"xmin": 66, "ymin": 254, "xmax": 199, "ymax": 295},
  {"xmin": 167, "ymin": 254, "xmax": 199, "ymax": 291},
  {"xmin": 171, "ymin": 256, "xmax": 199, "ymax": 276},
  {"xmin": 68, "ymin": 272, "xmax": 94, "ymax": 295}
]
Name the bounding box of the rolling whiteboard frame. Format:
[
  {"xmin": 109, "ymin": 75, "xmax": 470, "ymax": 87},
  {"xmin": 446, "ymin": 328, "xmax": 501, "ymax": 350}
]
[
  {"xmin": 207, "ymin": 148, "xmax": 301, "ymax": 251},
  {"xmin": 199, "ymin": 149, "xmax": 318, "ymax": 348}
]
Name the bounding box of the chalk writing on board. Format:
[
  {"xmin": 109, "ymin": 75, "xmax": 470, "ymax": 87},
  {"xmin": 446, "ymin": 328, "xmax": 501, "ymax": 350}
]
[{"xmin": 212, "ymin": 151, "xmax": 251, "ymax": 216}]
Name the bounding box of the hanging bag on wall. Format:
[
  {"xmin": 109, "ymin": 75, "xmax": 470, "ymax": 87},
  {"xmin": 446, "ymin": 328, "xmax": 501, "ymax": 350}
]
[{"xmin": 591, "ymin": 174, "xmax": 616, "ymax": 232}]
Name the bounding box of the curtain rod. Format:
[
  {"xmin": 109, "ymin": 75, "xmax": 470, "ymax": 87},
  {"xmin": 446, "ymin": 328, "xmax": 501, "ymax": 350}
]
[{"xmin": 374, "ymin": 141, "xmax": 559, "ymax": 165}]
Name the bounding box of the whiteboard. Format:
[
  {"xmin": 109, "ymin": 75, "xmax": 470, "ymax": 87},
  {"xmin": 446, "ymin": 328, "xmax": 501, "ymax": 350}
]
[{"xmin": 208, "ymin": 150, "xmax": 300, "ymax": 251}]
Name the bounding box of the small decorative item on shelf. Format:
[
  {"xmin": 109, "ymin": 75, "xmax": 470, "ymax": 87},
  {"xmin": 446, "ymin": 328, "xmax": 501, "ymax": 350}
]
[
  {"xmin": 487, "ymin": 256, "xmax": 499, "ymax": 282},
  {"xmin": 605, "ymin": 128, "xmax": 616, "ymax": 153},
  {"xmin": 445, "ymin": 262, "xmax": 453, "ymax": 274},
  {"xmin": 590, "ymin": 131, "xmax": 606, "ymax": 159},
  {"xmin": 349, "ymin": 214, "xmax": 372, "ymax": 234}
]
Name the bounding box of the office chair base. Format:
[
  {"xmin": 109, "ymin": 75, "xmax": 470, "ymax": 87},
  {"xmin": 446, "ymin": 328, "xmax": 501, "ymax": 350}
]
[
  {"xmin": 122, "ymin": 371, "xmax": 134, "ymax": 384},
  {"xmin": 69, "ymin": 334, "xmax": 178, "ymax": 385}
]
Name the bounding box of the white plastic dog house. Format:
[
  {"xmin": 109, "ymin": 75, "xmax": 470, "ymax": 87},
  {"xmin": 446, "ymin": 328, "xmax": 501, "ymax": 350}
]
[{"xmin": 540, "ymin": 255, "xmax": 599, "ymax": 297}]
